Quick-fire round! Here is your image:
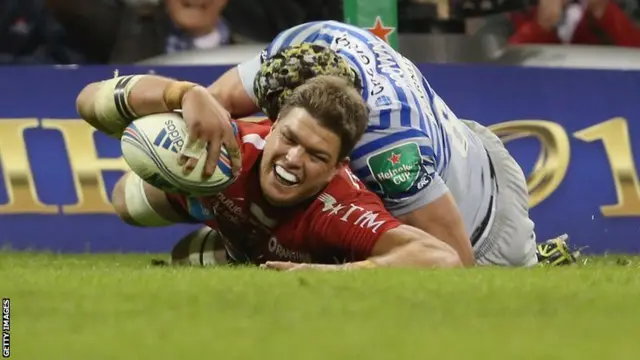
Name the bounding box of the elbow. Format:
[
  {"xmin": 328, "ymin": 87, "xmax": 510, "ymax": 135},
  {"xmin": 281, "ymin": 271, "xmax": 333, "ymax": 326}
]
[
  {"xmin": 76, "ymin": 81, "xmax": 122, "ymax": 137},
  {"xmin": 76, "ymin": 82, "xmax": 99, "ymax": 120},
  {"xmin": 439, "ymin": 247, "xmax": 464, "ymax": 268}
]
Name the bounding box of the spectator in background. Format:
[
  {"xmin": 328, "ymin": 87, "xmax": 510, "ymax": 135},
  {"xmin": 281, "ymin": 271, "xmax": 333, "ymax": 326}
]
[
  {"xmin": 48, "ymin": 0, "xmax": 232, "ymax": 64},
  {"xmin": 509, "ymin": 0, "xmax": 640, "ymax": 46},
  {"xmin": 163, "ymin": 0, "xmax": 230, "ymax": 53},
  {"xmin": 222, "ymin": 0, "xmax": 341, "ymax": 42},
  {"xmin": 48, "ymin": 0, "xmax": 341, "ymax": 64},
  {"xmin": 1, "ymin": 0, "xmax": 84, "ymax": 64}
]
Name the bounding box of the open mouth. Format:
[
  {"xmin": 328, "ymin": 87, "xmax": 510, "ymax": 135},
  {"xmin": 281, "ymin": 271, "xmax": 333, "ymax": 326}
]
[{"xmin": 273, "ymin": 164, "xmax": 300, "ymax": 187}]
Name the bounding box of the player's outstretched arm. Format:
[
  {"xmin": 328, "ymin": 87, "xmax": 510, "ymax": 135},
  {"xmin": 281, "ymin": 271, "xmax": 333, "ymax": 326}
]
[
  {"xmin": 76, "ymin": 74, "xmax": 242, "ymax": 178},
  {"xmin": 76, "ymin": 75, "xmax": 176, "ymax": 135},
  {"xmin": 264, "ymin": 194, "xmax": 463, "ymax": 271},
  {"xmin": 360, "ymin": 224, "xmax": 463, "ymax": 269},
  {"xmin": 263, "ymin": 224, "xmax": 461, "ymax": 271},
  {"xmin": 111, "ymin": 172, "xmax": 198, "ymax": 227}
]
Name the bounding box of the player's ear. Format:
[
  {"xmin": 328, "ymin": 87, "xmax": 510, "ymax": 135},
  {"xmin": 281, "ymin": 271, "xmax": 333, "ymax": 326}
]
[{"xmin": 267, "ymin": 120, "xmax": 279, "ymax": 138}]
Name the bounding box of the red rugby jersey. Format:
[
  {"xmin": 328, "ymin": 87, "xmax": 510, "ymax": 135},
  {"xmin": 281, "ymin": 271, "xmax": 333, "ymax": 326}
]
[{"xmin": 168, "ymin": 120, "xmax": 401, "ymax": 264}]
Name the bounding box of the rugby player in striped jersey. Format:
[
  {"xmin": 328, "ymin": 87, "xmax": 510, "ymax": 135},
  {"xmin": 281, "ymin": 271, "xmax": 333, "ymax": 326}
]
[{"xmin": 198, "ymin": 20, "xmax": 576, "ymax": 267}]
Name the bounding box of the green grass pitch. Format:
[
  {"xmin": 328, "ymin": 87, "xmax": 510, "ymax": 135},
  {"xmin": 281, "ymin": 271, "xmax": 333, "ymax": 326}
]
[{"xmin": 2, "ymin": 252, "xmax": 640, "ymax": 360}]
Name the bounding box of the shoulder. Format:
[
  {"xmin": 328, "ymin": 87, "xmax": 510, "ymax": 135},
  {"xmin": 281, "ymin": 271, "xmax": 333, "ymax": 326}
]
[
  {"xmin": 234, "ymin": 119, "xmax": 271, "ymax": 150},
  {"xmin": 302, "ymin": 168, "xmax": 399, "ymax": 239},
  {"xmin": 232, "ymin": 119, "xmax": 271, "ymax": 171},
  {"xmin": 309, "ymin": 167, "xmax": 386, "ymax": 214}
]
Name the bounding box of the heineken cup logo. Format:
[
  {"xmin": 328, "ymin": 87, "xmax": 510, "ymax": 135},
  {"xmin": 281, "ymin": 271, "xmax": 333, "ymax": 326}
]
[
  {"xmin": 367, "ymin": 142, "xmax": 422, "ymax": 194},
  {"xmin": 375, "ymin": 156, "xmax": 414, "ymax": 183}
]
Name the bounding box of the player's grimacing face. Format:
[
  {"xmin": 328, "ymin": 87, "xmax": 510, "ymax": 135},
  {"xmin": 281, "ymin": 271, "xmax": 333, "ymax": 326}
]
[{"xmin": 260, "ymin": 108, "xmax": 346, "ymax": 207}]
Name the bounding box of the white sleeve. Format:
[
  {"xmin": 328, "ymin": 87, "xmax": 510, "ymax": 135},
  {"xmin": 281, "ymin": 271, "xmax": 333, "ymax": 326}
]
[
  {"xmin": 236, "ymin": 52, "xmax": 263, "ymax": 103},
  {"xmin": 386, "ymin": 173, "xmax": 449, "ymax": 217}
]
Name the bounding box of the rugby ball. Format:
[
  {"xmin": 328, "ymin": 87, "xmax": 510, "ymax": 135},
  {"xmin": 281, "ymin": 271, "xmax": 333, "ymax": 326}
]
[{"xmin": 120, "ymin": 112, "xmax": 234, "ymax": 195}]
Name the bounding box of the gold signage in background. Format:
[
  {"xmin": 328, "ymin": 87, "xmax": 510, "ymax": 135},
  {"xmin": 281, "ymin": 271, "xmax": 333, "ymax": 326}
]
[
  {"xmin": 490, "ymin": 120, "xmax": 570, "ymax": 208},
  {"xmin": 491, "ymin": 117, "xmax": 640, "ymax": 217},
  {"xmin": 0, "ymin": 117, "xmax": 638, "ymax": 216},
  {"xmin": 0, "ymin": 119, "xmax": 58, "ymax": 214},
  {"xmin": 574, "ymin": 118, "xmax": 640, "ymax": 216},
  {"xmin": 41, "ymin": 119, "xmax": 129, "ymax": 214}
]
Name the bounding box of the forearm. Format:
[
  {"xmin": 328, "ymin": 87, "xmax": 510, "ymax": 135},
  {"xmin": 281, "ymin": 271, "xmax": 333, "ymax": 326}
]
[
  {"xmin": 425, "ymin": 224, "xmax": 474, "ymax": 266},
  {"xmin": 402, "ymin": 218, "xmax": 473, "ymax": 267},
  {"xmin": 76, "ymin": 74, "xmax": 198, "ymax": 136},
  {"xmin": 353, "ymin": 239, "xmax": 462, "ymax": 269},
  {"xmin": 125, "ymin": 75, "xmax": 174, "ymax": 115},
  {"xmin": 397, "ymin": 195, "xmax": 475, "ymax": 266},
  {"xmin": 346, "ymin": 225, "xmax": 463, "ymax": 269}
]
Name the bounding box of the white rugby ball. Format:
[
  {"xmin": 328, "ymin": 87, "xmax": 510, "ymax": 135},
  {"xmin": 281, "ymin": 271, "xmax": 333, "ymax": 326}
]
[{"xmin": 120, "ymin": 112, "xmax": 234, "ymax": 195}]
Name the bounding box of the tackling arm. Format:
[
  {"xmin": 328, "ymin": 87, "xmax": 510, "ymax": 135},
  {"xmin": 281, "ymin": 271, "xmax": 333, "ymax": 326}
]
[
  {"xmin": 206, "ymin": 22, "xmax": 326, "ymax": 117},
  {"xmin": 396, "ymin": 193, "xmax": 475, "ymax": 267},
  {"xmin": 357, "ymin": 130, "xmax": 475, "ymax": 266},
  {"xmin": 207, "ymin": 67, "xmax": 260, "ymax": 118}
]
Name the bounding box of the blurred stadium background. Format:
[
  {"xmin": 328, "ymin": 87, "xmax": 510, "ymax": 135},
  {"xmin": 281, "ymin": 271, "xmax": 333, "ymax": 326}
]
[{"xmin": 6, "ymin": 0, "xmax": 640, "ymax": 67}]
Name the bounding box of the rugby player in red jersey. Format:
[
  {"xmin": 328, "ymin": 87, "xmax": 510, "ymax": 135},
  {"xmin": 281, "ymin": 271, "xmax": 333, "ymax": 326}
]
[{"xmin": 76, "ymin": 74, "xmax": 461, "ymax": 270}]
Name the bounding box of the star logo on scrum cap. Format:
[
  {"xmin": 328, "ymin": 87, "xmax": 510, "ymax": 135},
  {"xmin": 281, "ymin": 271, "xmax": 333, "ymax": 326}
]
[{"xmin": 366, "ymin": 16, "xmax": 395, "ymax": 43}]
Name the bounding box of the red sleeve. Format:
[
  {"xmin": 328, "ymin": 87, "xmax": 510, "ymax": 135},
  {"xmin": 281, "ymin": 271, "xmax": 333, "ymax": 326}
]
[
  {"xmin": 233, "ymin": 118, "xmax": 272, "ymax": 170},
  {"xmin": 300, "ymin": 188, "xmax": 402, "ymax": 261},
  {"xmin": 508, "ymin": 10, "xmax": 561, "ymax": 44},
  {"xmin": 233, "ymin": 118, "xmax": 273, "ymax": 137},
  {"xmin": 593, "ymin": 1, "xmax": 640, "ymax": 47}
]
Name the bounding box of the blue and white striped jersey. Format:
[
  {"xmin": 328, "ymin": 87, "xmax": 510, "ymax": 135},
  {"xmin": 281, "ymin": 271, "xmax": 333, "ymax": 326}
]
[{"xmin": 237, "ymin": 21, "xmax": 495, "ymax": 240}]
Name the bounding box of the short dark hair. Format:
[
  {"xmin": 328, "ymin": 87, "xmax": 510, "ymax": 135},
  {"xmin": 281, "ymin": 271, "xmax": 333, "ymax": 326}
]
[
  {"xmin": 278, "ymin": 75, "xmax": 369, "ymax": 161},
  {"xmin": 254, "ymin": 43, "xmax": 363, "ymax": 120}
]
